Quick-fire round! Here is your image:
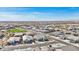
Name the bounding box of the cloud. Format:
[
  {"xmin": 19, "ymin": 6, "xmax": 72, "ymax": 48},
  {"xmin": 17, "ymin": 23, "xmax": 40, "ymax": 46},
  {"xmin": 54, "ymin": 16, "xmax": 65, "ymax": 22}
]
[
  {"xmin": 0, "ymin": 11, "xmax": 51, "ymax": 21},
  {"xmin": 31, "ymin": 12, "xmax": 47, "ymax": 15},
  {"xmin": 0, "ymin": 13, "xmax": 36, "ymax": 21},
  {"xmin": 69, "ymin": 7, "xmax": 78, "ymax": 10},
  {"xmin": 0, "ymin": 11, "xmax": 79, "ymax": 21}
]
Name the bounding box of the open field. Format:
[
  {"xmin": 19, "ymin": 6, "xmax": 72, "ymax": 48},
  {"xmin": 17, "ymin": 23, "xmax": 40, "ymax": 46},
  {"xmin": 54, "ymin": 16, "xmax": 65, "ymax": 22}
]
[{"xmin": 7, "ymin": 28, "xmax": 27, "ymax": 33}]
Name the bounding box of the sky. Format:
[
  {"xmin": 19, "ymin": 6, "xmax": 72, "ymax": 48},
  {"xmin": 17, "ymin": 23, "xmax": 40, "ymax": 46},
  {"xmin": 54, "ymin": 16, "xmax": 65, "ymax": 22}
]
[{"xmin": 0, "ymin": 7, "xmax": 79, "ymax": 21}]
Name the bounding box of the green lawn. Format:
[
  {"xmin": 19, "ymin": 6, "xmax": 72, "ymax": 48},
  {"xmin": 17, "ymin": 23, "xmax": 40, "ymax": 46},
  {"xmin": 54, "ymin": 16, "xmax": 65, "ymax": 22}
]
[{"xmin": 7, "ymin": 28, "xmax": 27, "ymax": 33}]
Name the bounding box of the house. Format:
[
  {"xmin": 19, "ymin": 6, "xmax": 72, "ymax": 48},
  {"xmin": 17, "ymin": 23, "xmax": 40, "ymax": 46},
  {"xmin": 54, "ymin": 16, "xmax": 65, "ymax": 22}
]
[
  {"xmin": 22, "ymin": 35, "xmax": 34, "ymax": 44},
  {"xmin": 7, "ymin": 37, "xmax": 21, "ymax": 45},
  {"xmin": 0, "ymin": 34, "xmax": 5, "ymax": 39},
  {"xmin": 44, "ymin": 25, "xmax": 55, "ymax": 32},
  {"xmin": 64, "ymin": 31, "xmax": 71, "ymax": 35},
  {"xmin": 50, "ymin": 31, "xmax": 64, "ymax": 37},
  {"xmin": 34, "ymin": 33, "xmax": 48, "ymax": 42},
  {"xmin": 40, "ymin": 30, "xmax": 49, "ymax": 33},
  {"xmin": 14, "ymin": 33, "xmax": 23, "ymax": 37},
  {"xmin": 61, "ymin": 46, "xmax": 79, "ymax": 51},
  {"xmin": 1, "ymin": 30, "xmax": 7, "ymax": 32},
  {"xmin": 25, "ymin": 32, "xmax": 35, "ymax": 36},
  {"xmin": 66, "ymin": 35, "xmax": 79, "ymax": 43}
]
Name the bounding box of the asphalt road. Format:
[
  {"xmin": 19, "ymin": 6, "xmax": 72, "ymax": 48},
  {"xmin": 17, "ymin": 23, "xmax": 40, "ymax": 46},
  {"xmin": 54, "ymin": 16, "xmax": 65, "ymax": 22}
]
[
  {"xmin": 46, "ymin": 34, "xmax": 79, "ymax": 50},
  {"xmin": 0, "ymin": 41, "xmax": 57, "ymax": 51}
]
